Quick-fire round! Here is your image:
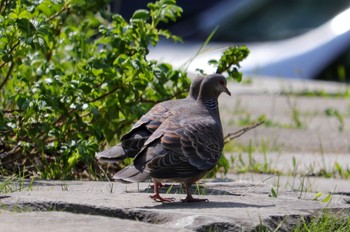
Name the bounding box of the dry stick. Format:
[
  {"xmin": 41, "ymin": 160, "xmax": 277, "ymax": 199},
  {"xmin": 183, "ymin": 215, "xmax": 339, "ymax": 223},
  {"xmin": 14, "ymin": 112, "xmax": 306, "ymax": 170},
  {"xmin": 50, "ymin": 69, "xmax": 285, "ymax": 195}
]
[
  {"xmin": 224, "ymin": 120, "xmax": 265, "ymax": 144},
  {"xmin": 95, "ymin": 160, "xmax": 113, "ymax": 182},
  {"xmin": 223, "ymin": 120, "xmax": 266, "ymax": 196}
]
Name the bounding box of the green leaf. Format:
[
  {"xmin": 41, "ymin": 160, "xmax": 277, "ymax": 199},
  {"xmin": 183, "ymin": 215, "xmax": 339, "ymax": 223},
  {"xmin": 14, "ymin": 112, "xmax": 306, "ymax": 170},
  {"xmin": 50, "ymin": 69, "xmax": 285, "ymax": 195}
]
[
  {"xmin": 16, "ymin": 18, "xmax": 36, "ymax": 36},
  {"xmin": 132, "ymin": 10, "xmax": 150, "ymax": 20},
  {"xmin": 321, "ymin": 194, "xmax": 332, "ymax": 203},
  {"xmin": 270, "ymin": 187, "xmax": 278, "ymax": 198},
  {"xmin": 2, "ymin": 53, "xmax": 13, "ymax": 62},
  {"xmin": 208, "ymin": 59, "xmax": 218, "ymax": 65},
  {"xmin": 16, "ymin": 95, "xmax": 29, "ymax": 111},
  {"xmin": 18, "ymin": 10, "xmax": 32, "ymax": 19},
  {"xmin": 71, "ymin": 0, "xmax": 86, "ymax": 6},
  {"xmin": 89, "ymin": 106, "xmax": 99, "ymax": 117},
  {"xmin": 68, "ymin": 149, "xmax": 80, "ymax": 167},
  {"xmin": 79, "ymin": 84, "xmax": 92, "ymax": 94},
  {"xmin": 8, "ymin": 12, "xmax": 18, "ymax": 19},
  {"xmin": 312, "ymin": 192, "xmax": 323, "ymax": 201},
  {"xmin": 37, "ymin": 3, "xmax": 54, "ymax": 17},
  {"xmin": 91, "ymin": 68, "xmax": 103, "ymax": 76}
]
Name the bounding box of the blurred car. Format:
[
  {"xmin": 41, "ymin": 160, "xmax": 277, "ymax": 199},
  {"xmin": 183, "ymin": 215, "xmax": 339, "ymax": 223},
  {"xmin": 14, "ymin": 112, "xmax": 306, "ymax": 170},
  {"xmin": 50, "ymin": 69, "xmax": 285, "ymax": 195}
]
[{"xmin": 147, "ymin": 0, "xmax": 350, "ymax": 81}]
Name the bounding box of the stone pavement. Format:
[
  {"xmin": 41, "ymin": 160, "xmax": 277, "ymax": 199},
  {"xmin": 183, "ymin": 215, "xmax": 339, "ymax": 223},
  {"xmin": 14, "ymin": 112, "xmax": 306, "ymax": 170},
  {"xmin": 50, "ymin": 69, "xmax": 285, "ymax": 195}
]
[
  {"xmin": 1, "ymin": 180, "xmax": 349, "ymax": 231},
  {"xmin": 1, "ymin": 77, "xmax": 350, "ymax": 231}
]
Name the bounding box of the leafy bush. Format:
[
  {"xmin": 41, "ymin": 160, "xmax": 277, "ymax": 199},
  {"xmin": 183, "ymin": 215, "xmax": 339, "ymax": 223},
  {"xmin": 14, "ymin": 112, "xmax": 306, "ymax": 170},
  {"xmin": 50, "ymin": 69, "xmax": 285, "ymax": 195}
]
[
  {"xmin": 0, "ymin": 0, "xmax": 189, "ymax": 179},
  {"xmin": 0, "ymin": 0, "xmax": 249, "ymax": 179}
]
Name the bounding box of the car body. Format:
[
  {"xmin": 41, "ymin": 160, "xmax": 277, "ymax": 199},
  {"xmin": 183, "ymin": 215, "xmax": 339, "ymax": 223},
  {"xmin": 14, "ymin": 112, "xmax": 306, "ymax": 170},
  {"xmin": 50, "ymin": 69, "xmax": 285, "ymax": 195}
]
[{"xmin": 148, "ymin": 1, "xmax": 350, "ymax": 80}]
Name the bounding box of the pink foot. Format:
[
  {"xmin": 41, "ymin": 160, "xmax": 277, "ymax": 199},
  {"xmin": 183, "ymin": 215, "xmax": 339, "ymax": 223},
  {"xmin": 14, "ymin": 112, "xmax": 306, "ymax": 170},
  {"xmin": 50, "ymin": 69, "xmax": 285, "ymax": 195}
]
[{"xmin": 150, "ymin": 194, "xmax": 175, "ymax": 203}]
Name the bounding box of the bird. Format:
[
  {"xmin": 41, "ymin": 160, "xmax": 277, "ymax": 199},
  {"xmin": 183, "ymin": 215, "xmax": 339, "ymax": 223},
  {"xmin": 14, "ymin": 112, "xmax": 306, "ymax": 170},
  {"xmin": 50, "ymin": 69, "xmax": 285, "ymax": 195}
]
[
  {"xmin": 95, "ymin": 75, "xmax": 205, "ymax": 163},
  {"xmin": 113, "ymin": 74, "xmax": 231, "ymax": 202}
]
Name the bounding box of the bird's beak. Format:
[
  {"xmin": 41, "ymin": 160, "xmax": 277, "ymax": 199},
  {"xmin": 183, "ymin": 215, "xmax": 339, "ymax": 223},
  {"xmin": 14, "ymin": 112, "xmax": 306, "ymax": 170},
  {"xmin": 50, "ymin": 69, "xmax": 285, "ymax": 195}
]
[{"xmin": 224, "ymin": 87, "xmax": 231, "ymax": 96}]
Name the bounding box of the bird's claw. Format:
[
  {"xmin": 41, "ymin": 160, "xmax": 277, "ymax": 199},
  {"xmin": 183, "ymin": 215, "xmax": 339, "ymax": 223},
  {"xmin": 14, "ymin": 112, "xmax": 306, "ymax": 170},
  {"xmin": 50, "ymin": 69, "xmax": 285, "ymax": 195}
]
[
  {"xmin": 150, "ymin": 194, "xmax": 175, "ymax": 203},
  {"xmin": 181, "ymin": 197, "xmax": 209, "ymax": 203}
]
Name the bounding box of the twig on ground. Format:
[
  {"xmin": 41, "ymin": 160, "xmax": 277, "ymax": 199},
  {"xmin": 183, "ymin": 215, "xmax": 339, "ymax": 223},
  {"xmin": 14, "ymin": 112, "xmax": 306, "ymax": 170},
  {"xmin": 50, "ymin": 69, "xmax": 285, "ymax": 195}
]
[{"xmin": 224, "ymin": 120, "xmax": 265, "ymax": 144}]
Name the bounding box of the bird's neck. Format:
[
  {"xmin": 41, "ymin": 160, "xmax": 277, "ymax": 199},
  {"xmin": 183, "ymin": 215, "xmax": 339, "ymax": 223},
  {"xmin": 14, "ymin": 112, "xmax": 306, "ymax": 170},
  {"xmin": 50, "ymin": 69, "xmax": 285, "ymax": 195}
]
[
  {"xmin": 197, "ymin": 96, "xmax": 223, "ymax": 134},
  {"xmin": 203, "ymin": 97, "xmax": 219, "ymax": 112}
]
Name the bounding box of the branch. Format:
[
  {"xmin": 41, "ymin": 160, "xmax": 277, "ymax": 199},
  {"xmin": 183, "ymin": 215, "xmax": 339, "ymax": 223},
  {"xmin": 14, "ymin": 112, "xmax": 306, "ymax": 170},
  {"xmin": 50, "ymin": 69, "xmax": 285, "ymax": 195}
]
[
  {"xmin": 0, "ymin": 145, "xmax": 20, "ymax": 161},
  {"xmin": 88, "ymin": 86, "xmax": 119, "ymax": 103},
  {"xmin": 47, "ymin": 5, "xmax": 69, "ymax": 22},
  {"xmin": 224, "ymin": 120, "xmax": 265, "ymax": 144},
  {"xmin": 0, "ymin": 0, "xmax": 4, "ymax": 15},
  {"xmin": 2, "ymin": 109, "xmax": 23, "ymax": 114},
  {"xmin": 0, "ymin": 62, "xmax": 15, "ymax": 91},
  {"xmin": 0, "ymin": 0, "xmax": 7, "ymax": 15},
  {"xmin": 0, "ymin": 41, "xmax": 20, "ymax": 70},
  {"xmin": 139, "ymin": 89, "xmax": 187, "ymax": 104}
]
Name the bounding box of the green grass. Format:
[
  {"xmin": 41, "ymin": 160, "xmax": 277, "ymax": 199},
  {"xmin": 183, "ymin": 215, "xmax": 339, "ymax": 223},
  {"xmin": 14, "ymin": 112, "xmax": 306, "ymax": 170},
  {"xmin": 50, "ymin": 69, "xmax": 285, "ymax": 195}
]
[
  {"xmin": 253, "ymin": 211, "xmax": 350, "ymax": 232},
  {"xmin": 0, "ymin": 175, "xmax": 34, "ymax": 194},
  {"xmin": 294, "ymin": 211, "xmax": 350, "ymax": 232},
  {"xmin": 224, "ymin": 139, "xmax": 282, "ymax": 175},
  {"xmin": 282, "ymin": 89, "xmax": 350, "ymax": 98},
  {"xmin": 324, "ymin": 108, "xmax": 345, "ymax": 132},
  {"xmin": 224, "ymin": 139, "xmax": 350, "ymax": 180},
  {"xmin": 309, "ymin": 162, "xmax": 350, "ymax": 179},
  {"xmin": 286, "ymin": 97, "xmax": 305, "ymax": 129}
]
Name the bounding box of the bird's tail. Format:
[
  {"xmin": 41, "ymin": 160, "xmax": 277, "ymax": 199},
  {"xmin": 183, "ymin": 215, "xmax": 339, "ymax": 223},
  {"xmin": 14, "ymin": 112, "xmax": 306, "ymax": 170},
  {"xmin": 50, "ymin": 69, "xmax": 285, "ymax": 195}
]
[
  {"xmin": 113, "ymin": 165, "xmax": 150, "ymax": 183},
  {"xmin": 95, "ymin": 144, "xmax": 126, "ymax": 163}
]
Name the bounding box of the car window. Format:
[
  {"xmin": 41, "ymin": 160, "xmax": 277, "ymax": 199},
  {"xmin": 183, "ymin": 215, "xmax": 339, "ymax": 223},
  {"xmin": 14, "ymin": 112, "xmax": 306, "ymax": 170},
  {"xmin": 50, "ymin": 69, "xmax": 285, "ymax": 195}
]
[{"xmin": 187, "ymin": 0, "xmax": 350, "ymax": 42}]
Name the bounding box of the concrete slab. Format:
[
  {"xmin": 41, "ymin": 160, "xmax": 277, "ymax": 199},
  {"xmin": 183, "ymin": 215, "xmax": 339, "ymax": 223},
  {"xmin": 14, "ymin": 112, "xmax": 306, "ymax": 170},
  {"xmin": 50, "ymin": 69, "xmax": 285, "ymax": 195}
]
[
  {"xmin": 224, "ymin": 151, "xmax": 350, "ymax": 177},
  {"xmin": 1, "ymin": 181, "xmax": 349, "ymax": 231},
  {"xmin": 226, "ymin": 173, "xmax": 350, "ymax": 196},
  {"xmin": 219, "ymin": 94, "xmax": 350, "ymax": 153},
  {"xmin": 227, "ymin": 76, "xmax": 349, "ymax": 95},
  {"xmin": 220, "ymin": 77, "xmax": 350, "ymax": 154},
  {"xmin": 0, "ymin": 210, "xmax": 191, "ymax": 232}
]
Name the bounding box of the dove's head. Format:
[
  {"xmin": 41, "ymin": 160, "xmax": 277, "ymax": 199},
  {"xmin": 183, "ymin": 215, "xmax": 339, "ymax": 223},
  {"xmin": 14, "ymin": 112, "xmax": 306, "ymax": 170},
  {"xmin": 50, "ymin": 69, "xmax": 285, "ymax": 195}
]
[
  {"xmin": 188, "ymin": 75, "xmax": 205, "ymax": 100},
  {"xmin": 198, "ymin": 74, "xmax": 231, "ymax": 100}
]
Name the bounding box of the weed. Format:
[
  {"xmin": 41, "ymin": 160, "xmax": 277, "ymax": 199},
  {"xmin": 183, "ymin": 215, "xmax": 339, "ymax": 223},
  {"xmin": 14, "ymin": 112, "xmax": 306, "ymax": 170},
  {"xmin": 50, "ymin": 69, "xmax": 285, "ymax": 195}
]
[
  {"xmin": 270, "ymin": 187, "xmax": 278, "ymax": 198},
  {"xmin": 0, "ymin": 175, "xmax": 34, "ymax": 194},
  {"xmin": 291, "ymin": 106, "xmax": 303, "ymax": 129},
  {"xmin": 312, "ymin": 192, "xmax": 323, "ymax": 201},
  {"xmin": 195, "ymin": 182, "xmax": 207, "ymax": 196},
  {"xmin": 324, "ymin": 108, "xmax": 345, "ymax": 132},
  {"xmin": 306, "ymin": 162, "xmax": 350, "ymax": 180},
  {"xmin": 294, "ymin": 211, "xmax": 350, "ymax": 232},
  {"xmin": 60, "ymin": 182, "xmax": 69, "ymax": 191},
  {"xmin": 165, "ymin": 184, "xmax": 174, "ymax": 194},
  {"xmin": 107, "ymin": 183, "xmax": 114, "ymax": 193},
  {"xmin": 312, "ymin": 192, "xmax": 333, "ymax": 203},
  {"xmin": 286, "ymin": 96, "xmax": 305, "ymax": 129},
  {"xmin": 297, "ymin": 175, "xmax": 307, "ymax": 199}
]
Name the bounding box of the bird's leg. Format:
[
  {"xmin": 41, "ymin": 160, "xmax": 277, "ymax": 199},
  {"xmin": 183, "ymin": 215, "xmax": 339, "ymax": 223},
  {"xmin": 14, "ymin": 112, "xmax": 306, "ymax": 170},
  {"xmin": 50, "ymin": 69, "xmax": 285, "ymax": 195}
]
[
  {"xmin": 150, "ymin": 182, "xmax": 171, "ymax": 188},
  {"xmin": 149, "ymin": 180, "xmax": 175, "ymax": 202},
  {"xmin": 181, "ymin": 183, "xmax": 209, "ymax": 203}
]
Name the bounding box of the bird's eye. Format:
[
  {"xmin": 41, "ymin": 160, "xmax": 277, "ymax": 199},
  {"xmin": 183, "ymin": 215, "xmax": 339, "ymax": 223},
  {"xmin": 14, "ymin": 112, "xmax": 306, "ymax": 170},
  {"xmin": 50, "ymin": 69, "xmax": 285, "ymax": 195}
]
[{"xmin": 219, "ymin": 80, "xmax": 225, "ymax": 85}]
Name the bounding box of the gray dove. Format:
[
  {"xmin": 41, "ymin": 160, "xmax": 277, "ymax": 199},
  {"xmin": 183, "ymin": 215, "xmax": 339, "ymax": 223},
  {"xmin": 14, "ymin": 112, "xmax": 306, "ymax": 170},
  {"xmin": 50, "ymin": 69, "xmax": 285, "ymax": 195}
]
[
  {"xmin": 95, "ymin": 75, "xmax": 205, "ymax": 163},
  {"xmin": 113, "ymin": 74, "xmax": 231, "ymax": 202}
]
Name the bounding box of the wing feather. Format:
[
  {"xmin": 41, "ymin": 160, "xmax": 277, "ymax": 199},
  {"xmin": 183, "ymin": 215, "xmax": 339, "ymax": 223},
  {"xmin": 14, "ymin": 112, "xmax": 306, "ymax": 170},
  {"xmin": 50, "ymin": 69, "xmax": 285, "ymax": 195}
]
[{"xmin": 135, "ymin": 115, "xmax": 224, "ymax": 180}]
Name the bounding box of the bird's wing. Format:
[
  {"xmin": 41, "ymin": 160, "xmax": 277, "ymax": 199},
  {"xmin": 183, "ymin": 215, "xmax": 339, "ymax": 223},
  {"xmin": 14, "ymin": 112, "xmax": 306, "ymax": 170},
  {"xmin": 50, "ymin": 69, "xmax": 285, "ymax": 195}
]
[{"xmin": 136, "ymin": 116, "xmax": 224, "ymax": 179}]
